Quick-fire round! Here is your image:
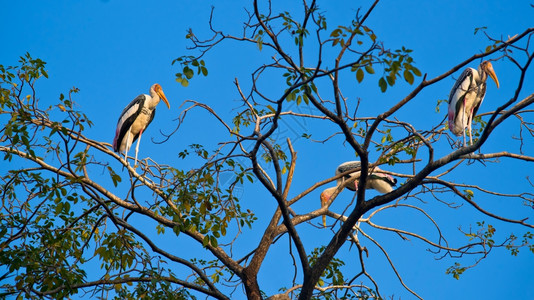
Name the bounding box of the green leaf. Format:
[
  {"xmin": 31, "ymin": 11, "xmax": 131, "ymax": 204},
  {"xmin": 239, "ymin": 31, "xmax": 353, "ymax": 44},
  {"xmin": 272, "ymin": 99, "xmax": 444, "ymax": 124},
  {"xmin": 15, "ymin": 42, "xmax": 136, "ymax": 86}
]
[
  {"xmin": 356, "ymin": 68, "xmax": 364, "ymax": 83},
  {"xmin": 474, "ymin": 26, "xmax": 487, "ymax": 35},
  {"xmin": 183, "ymin": 66, "xmax": 194, "ymax": 79},
  {"xmin": 176, "ymin": 77, "xmax": 189, "ymax": 87},
  {"xmin": 404, "ymin": 70, "xmax": 414, "ymax": 84},
  {"xmin": 411, "ymin": 66, "xmax": 422, "ymax": 77},
  {"xmin": 464, "ymin": 189, "xmax": 474, "ymax": 200},
  {"xmin": 55, "ymin": 202, "xmax": 63, "ymax": 215},
  {"xmin": 365, "ymin": 64, "xmax": 375, "ymax": 74},
  {"xmin": 112, "ymin": 174, "xmax": 121, "ymax": 187},
  {"xmin": 302, "ymin": 93, "xmax": 309, "ymax": 104},
  {"xmin": 330, "ymin": 28, "xmax": 341, "ymax": 37},
  {"xmin": 210, "ymin": 235, "xmax": 218, "ymax": 248},
  {"xmin": 378, "ymin": 77, "xmax": 387, "ymax": 92},
  {"xmin": 386, "ymin": 75, "xmax": 395, "ymax": 86}
]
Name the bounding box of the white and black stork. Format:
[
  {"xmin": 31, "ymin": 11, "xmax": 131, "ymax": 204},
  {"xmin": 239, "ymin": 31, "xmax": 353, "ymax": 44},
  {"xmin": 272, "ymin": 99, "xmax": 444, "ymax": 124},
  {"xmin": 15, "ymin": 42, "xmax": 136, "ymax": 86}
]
[
  {"xmin": 448, "ymin": 61, "xmax": 499, "ymax": 146},
  {"xmin": 113, "ymin": 83, "xmax": 170, "ymax": 166},
  {"xmin": 320, "ymin": 161, "xmax": 397, "ymax": 226}
]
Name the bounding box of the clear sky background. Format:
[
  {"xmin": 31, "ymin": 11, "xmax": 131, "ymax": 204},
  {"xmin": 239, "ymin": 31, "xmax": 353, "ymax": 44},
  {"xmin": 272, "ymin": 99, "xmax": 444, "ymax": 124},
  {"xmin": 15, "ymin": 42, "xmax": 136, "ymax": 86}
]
[{"xmin": 2, "ymin": 1, "xmax": 534, "ymax": 299}]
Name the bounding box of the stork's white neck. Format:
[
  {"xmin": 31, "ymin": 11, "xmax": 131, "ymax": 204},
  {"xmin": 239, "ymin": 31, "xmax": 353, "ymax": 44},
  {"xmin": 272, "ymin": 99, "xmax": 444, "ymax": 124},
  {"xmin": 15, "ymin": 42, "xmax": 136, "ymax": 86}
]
[
  {"xmin": 146, "ymin": 89, "xmax": 160, "ymax": 109},
  {"xmin": 476, "ymin": 66, "xmax": 488, "ymax": 83}
]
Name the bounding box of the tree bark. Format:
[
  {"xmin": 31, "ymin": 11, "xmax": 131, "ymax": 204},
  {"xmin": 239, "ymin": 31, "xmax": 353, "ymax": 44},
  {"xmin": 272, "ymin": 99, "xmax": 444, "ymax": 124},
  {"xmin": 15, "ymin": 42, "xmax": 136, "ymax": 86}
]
[{"xmin": 242, "ymin": 267, "xmax": 262, "ymax": 300}]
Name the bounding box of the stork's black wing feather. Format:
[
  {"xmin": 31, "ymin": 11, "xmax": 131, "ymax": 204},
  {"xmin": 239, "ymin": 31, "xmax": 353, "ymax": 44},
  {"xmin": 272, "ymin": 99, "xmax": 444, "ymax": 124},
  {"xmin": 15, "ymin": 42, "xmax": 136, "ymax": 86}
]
[
  {"xmin": 448, "ymin": 68, "xmax": 474, "ymax": 104},
  {"xmin": 336, "ymin": 161, "xmax": 361, "ymax": 175},
  {"xmin": 471, "ymin": 82, "xmax": 487, "ymax": 119},
  {"xmin": 113, "ymin": 94, "xmax": 146, "ymax": 152},
  {"xmin": 448, "ymin": 68, "xmax": 476, "ymax": 136},
  {"xmin": 336, "ymin": 161, "xmax": 362, "ymax": 191},
  {"xmin": 369, "ymin": 174, "xmax": 397, "ymax": 186}
]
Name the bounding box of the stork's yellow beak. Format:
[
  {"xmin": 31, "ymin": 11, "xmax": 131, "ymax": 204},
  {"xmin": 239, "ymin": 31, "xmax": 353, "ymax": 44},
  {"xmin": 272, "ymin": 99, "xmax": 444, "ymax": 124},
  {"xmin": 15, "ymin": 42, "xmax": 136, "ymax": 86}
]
[
  {"xmin": 486, "ymin": 62, "xmax": 500, "ymax": 89},
  {"xmin": 159, "ymin": 90, "xmax": 170, "ymax": 109},
  {"xmin": 155, "ymin": 85, "xmax": 170, "ymax": 109}
]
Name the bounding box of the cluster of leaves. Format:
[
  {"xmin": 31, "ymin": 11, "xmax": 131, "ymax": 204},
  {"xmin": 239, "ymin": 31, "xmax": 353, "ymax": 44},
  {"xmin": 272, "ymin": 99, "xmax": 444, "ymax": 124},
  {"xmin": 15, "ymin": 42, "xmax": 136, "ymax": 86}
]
[
  {"xmin": 1, "ymin": 56, "xmax": 92, "ymax": 164},
  {"xmin": 231, "ymin": 109, "xmax": 253, "ymax": 134},
  {"xmin": 253, "ymin": 10, "xmax": 314, "ymax": 51},
  {"xmin": 471, "ymin": 221, "xmax": 496, "ymax": 244},
  {"xmin": 95, "ymin": 230, "xmax": 141, "ymax": 273},
  {"xmin": 190, "ymin": 257, "xmax": 232, "ymax": 287},
  {"xmin": 1, "ymin": 55, "xmax": 174, "ymax": 299},
  {"xmin": 283, "ymin": 69, "xmax": 318, "ymax": 106},
  {"xmin": 445, "ymin": 262, "xmax": 466, "ymax": 281},
  {"xmin": 333, "ymin": 24, "xmax": 378, "ymax": 86},
  {"xmin": 374, "ymin": 129, "xmax": 420, "ymax": 166},
  {"xmin": 114, "ymin": 275, "xmax": 193, "ymax": 300},
  {"xmin": 329, "ymin": 22, "xmax": 421, "ymax": 91},
  {"xmin": 0, "ymin": 170, "xmax": 97, "ymax": 298},
  {"xmin": 377, "ymin": 47, "xmax": 422, "ymax": 92},
  {"xmin": 261, "ymin": 138, "xmax": 289, "ymax": 163},
  {"xmin": 1, "ymin": 54, "xmax": 48, "ymax": 160},
  {"xmin": 172, "ymin": 55, "xmax": 208, "ymax": 87},
  {"xmin": 166, "ymin": 144, "xmax": 256, "ymax": 248},
  {"xmin": 470, "ymin": 115, "xmax": 488, "ymax": 141},
  {"xmin": 280, "ymin": 11, "xmax": 310, "ymax": 47},
  {"xmin": 0, "ymin": 55, "xmax": 107, "ymax": 298},
  {"xmin": 505, "ymin": 231, "xmax": 534, "ymax": 256},
  {"xmin": 308, "ymin": 246, "xmax": 345, "ymax": 287},
  {"xmin": 330, "ymin": 23, "xmax": 377, "ymax": 48},
  {"xmin": 447, "ymin": 221, "xmax": 497, "ymax": 280}
]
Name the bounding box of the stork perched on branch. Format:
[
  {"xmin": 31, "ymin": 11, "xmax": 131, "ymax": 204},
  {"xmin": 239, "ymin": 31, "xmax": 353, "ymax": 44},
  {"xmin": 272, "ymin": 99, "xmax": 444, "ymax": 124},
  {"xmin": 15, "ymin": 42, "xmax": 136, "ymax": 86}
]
[
  {"xmin": 113, "ymin": 83, "xmax": 170, "ymax": 166},
  {"xmin": 448, "ymin": 61, "xmax": 499, "ymax": 146},
  {"xmin": 320, "ymin": 161, "xmax": 397, "ymax": 227}
]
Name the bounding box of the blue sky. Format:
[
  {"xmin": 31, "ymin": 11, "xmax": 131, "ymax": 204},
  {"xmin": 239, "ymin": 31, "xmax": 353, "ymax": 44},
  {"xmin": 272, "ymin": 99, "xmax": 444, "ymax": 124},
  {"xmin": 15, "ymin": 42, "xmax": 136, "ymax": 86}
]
[{"xmin": 2, "ymin": 1, "xmax": 534, "ymax": 299}]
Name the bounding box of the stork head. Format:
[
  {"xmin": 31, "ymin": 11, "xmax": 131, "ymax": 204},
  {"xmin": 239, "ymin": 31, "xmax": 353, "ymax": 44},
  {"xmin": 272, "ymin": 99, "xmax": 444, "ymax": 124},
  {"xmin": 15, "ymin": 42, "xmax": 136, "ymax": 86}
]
[
  {"xmin": 152, "ymin": 83, "xmax": 170, "ymax": 109},
  {"xmin": 384, "ymin": 174, "xmax": 397, "ymax": 186},
  {"xmin": 370, "ymin": 166, "xmax": 397, "ymax": 185},
  {"xmin": 480, "ymin": 61, "xmax": 500, "ymax": 88}
]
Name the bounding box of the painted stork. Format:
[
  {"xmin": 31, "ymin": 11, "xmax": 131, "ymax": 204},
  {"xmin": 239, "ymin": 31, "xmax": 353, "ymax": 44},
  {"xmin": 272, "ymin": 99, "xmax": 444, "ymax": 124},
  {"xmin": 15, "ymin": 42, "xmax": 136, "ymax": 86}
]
[
  {"xmin": 448, "ymin": 61, "xmax": 499, "ymax": 146},
  {"xmin": 320, "ymin": 161, "xmax": 397, "ymax": 226},
  {"xmin": 113, "ymin": 83, "xmax": 170, "ymax": 166}
]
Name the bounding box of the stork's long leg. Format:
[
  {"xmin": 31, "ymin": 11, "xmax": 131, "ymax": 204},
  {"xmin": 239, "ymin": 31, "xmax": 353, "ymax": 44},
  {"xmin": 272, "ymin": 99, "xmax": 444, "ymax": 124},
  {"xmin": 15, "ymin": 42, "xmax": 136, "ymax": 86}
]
[
  {"xmin": 124, "ymin": 130, "xmax": 131, "ymax": 162},
  {"xmin": 462, "ymin": 99, "xmax": 467, "ymax": 147},
  {"xmin": 134, "ymin": 129, "xmax": 143, "ymax": 166},
  {"xmin": 468, "ymin": 114, "xmax": 473, "ymax": 146}
]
